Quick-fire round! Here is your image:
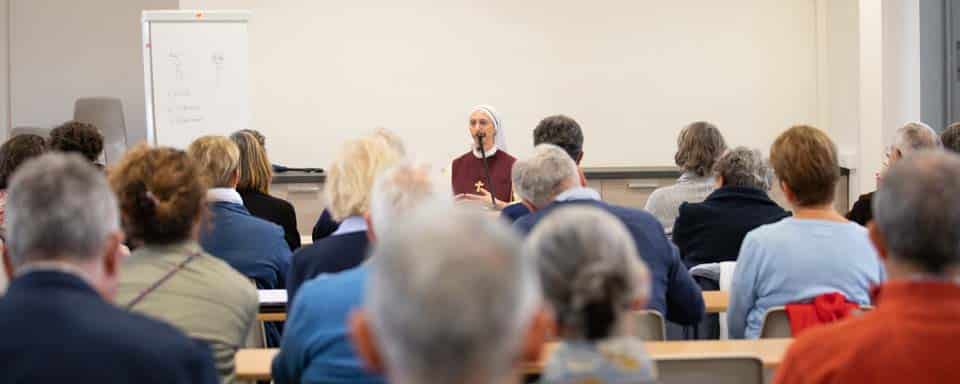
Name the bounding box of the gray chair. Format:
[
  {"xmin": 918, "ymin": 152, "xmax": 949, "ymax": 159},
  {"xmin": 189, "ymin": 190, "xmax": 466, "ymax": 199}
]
[
  {"xmin": 759, "ymin": 305, "xmax": 874, "ymax": 338},
  {"xmin": 656, "ymin": 356, "xmax": 764, "ymax": 384},
  {"xmin": 631, "ymin": 310, "xmax": 666, "ymax": 341},
  {"xmin": 74, "ymin": 97, "xmax": 126, "ymax": 165}
]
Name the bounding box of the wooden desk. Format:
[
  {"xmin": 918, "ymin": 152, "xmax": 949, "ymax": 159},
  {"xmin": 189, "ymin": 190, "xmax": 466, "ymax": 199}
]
[
  {"xmin": 235, "ymin": 338, "xmax": 792, "ymax": 381},
  {"xmin": 254, "ymin": 291, "xmax": 730, "ymax": 324},
  {"xmin": 703, "ymin": 290, "xmax": 729, "ymax": 313}
]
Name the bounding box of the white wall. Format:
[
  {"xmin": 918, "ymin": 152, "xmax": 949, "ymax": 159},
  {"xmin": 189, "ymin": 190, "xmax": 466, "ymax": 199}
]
[
  {"xmin": 0, "ymin": 0, "xmax": 9, "ymax": 137},
  {"xmin": 9, "ymin": 0, "xmax": 177, "ymax": 144},
  {"xmin": 182, "ymin": 0, "xmax": 819, "ymax": 169}
]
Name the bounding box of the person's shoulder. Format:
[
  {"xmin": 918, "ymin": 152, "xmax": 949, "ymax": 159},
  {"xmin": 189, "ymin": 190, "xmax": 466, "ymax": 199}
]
[
  {"xmin": 451, "ymin": 151, "xmax": 473, "ymax": 165},
  {"xmin": 605, "ymin": 202, "xmax": 662, "ymax": 227},
  {"xmin": 780, "ymin": 312, "xmax": 885, "ymax": 377},
  {"xmin": 297, "ymin": 266, "xmax": 367, "ymax": 301},
  {"xmin": 103, "ymin": 306, "xmax": 212, "ymax": 358},
  {"xmin": 498, "ymin": 150, "xmax": 517, "ymax": 162}
]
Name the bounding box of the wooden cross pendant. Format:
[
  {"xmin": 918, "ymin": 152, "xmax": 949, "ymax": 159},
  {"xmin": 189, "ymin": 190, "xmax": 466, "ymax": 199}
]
[{"xmin": 474, "ymin": 180, "xmax": 485, "ymax": 193}]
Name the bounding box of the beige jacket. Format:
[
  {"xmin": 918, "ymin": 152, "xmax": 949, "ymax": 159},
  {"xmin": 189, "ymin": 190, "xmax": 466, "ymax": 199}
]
[{"xmin": 116, "ymin": 241, "xmax": 258, "ymax": 384}]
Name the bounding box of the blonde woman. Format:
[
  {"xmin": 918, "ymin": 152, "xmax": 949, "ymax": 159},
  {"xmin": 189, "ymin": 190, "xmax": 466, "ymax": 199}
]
[
  {"xmin": 231, "ymin": 131, "xmax": 300, "ymax": 250},
  {"xmin": 287, "ymin": 132, "xmax": 403, "ymax": 300}
]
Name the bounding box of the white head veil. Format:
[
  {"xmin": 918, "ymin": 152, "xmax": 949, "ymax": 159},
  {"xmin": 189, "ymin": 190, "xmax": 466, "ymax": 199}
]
[{"xmin": 469, "ymin": 105, "xmax": 507, "ymax": 152}]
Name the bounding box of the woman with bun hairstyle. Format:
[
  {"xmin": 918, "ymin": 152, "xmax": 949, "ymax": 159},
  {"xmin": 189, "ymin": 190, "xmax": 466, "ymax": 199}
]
[
  {"xmin": 110, "ymin": 145, "xmax": 258, "ymax": 384},
  {"xmin": 525, "ymin": 205, "xmax": 657, "ymax": 384}
]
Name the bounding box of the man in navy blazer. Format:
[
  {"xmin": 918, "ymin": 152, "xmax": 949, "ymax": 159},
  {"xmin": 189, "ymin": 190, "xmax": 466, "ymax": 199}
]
[
  {"xmin": 513, "ymin": 145, "xmax": 705, "ymax": 326},
  {"xmin": 0, "ymin": 154, "xmax": 218, "ymax": 384}
]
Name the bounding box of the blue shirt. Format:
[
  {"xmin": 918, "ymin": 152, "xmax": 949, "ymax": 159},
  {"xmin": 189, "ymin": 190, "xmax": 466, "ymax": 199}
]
[
  {"xmin": 272, "ymin": 265, "xmax": 383, "ymax": 384},
  {"xmin": 728, "ymin": 218, "xmax": 886, "ymax": 339}
]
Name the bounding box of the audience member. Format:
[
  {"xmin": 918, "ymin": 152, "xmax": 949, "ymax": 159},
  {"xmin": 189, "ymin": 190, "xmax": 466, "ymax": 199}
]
[
  {"xmin": 349, "ymin": 204, "xmax": 549, "ymax": 384},
  {"xmin": 528, "ymin": 205, "xmax": 657, "ymax": 384},
  {"xmin": 111, "ymin": 145, "xmax": 258, "ymax": 383},
  {"xmin": 0, "ymin": 153, "xmax": 218, "ymax": 383},
  {"xmin": 502, "ymin": 114, "xmax": 585, "ymax": 223},
  {"xmin": 287, "ymin": 133, "xmax": 402, "ymax": 300},
  {"xmin": 188, "ymin": 136, "xmax": 291, "ymax": 288},
  {"xmin": 847, "ymin": 122, "xmax": 940, "ymax": 226},
  {"xmin": 231, "ymin": 131, "xmax": 301, "ymax": 250},
  {"xmin": 941, "ymin": 122, "xmax": 960, "ymax": 154},
  {"xmin": 673, "ymin": 147, "xmax": 790, "ymax": 268},
  {"xmin": 48, "ymin": 121, "xmax": 104, "ymax": 166},
  {"xmin": 645, "ymin": 121, "xmax": 726, "ymax": 236},
  {"xmin": 728, "ymin": 126, "xmax": 885, "ymax": 339},
  {"xmin": 775, "ymin": 150, "xmax": 960, "ymax": 384},
  {"xmin": 0, "ymin": 134, "xmax": 47, "ymax": 225},
  {"xmin": 513, "ymin": 144, "xmax": 704, "ymax": 326},
  {"xmin": 273, "ymin": 161, "xmax": 441, "ymax": 384}
]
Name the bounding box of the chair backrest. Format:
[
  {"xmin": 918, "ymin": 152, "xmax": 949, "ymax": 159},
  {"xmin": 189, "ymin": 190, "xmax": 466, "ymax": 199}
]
[
  {"xmin": 656, "ymin": 356, "xmax": 764, "ymax": 384},
  {"xmin": 759, "ymin": 306, "xmax": 791, "ymax": 338},
  {"xmin": 760, "ymin": 304, "xmax": 874, "ymax": 338},
  {"xmin": 10, "ymin": 126, "xmax": 51, "ymax": 138},
  {"xmin": 74, "ymin": 97, "xmax": 126, "ymax": 165},
  {"xmin": 630, "ymin": 310, "xmax": 666, "ymax": 341}
]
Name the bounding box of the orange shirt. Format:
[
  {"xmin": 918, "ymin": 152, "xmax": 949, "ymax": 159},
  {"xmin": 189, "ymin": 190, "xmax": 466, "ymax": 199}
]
[{"xmin": 774, "ymin": 281, "xmax": 960, "ymax": 384}]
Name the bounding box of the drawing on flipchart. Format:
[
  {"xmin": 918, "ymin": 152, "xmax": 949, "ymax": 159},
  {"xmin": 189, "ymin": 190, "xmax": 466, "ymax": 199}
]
[
  {"xmin": 168, "ymin": 52, "xmax": 185, "ymax": 81},
  {"xmin": 212, "ymin": 51, "xmax": 225, "ymax": 86}
]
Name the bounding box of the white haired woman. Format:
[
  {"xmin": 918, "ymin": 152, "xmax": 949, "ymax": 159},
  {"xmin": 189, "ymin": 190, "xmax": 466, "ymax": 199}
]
[{"xmin": 451, "ymin": 105, "xmax": 516, "ymax": 209}]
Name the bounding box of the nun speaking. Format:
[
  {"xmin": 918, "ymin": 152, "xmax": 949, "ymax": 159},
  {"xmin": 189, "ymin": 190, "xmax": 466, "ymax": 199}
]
[{"xmin": 451, "ymin": 105, "xmax": 516, "ymax": 209}]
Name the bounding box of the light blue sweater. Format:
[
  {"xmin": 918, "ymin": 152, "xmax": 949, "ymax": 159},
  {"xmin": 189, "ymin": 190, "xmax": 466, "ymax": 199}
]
[{"xmin": 728, "ymin": 218, "xmax": 886, "ymax": 339}]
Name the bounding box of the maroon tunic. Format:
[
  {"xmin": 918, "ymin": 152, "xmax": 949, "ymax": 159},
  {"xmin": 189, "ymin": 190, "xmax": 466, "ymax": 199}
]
[{"xmin": 451, "ymin": 150, "xmax": 515, "ymax": 202}]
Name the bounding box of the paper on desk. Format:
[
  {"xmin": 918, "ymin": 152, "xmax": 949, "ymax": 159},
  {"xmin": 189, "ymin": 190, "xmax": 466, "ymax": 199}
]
[{"xmin": 258, "ymin": 289, "xmax": 288, "ymax": 304}]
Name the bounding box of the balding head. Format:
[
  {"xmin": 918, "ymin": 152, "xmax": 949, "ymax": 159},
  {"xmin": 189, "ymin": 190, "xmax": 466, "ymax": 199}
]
[
  {"xmin": 892, "ymin": 122, "xmax": 940, "ymax": 160},
  {"xmin": 512, "ymin": 144, "xmax": 581, "ymax": 209},
  {"xmin": 873, "ymin": 151, "xmax": 960, "ymax": 275},
  {"xmin": 358, "ymin": 204, "xmax": 541, "ymax": 384}
]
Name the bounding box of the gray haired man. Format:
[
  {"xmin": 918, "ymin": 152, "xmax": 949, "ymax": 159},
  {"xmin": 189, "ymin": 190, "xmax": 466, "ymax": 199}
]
[
  {"xmin": 0, "ymin": 153, "xmax": 218, "ymax": 384},
  {"xmin": 351, "ymin": 205, "xmax": 550, "ymax": 384}
]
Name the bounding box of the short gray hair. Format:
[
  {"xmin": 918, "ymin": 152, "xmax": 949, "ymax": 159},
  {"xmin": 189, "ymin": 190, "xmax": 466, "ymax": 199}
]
[
  {"xmin": 6, "ymin": 153, "xmax": 119, "ymax": 266},
  {"xmin": 512, "ymin": 144, "xmax": 580, "ymax": 208},
  {"xmin": 713, "ymin": 147, "xmax": 773, "ymax": 190},
  {"xmin": 873, "ymin": 150, "xmax": 960, "ymax": 274},
  {"xmin": 369, "ymin": 161, "xmax": 443, "ymax": 234},
  {"xmin": 526, "ymin": 205, "xmax": 650, "ymax": 340},
  {"xmin": 366, "ymin": 204, "xmax": 538, "ymax": 383},
  {"xmin": 894, "ymin": 122, "xmax": 940, "ymax": 155}
]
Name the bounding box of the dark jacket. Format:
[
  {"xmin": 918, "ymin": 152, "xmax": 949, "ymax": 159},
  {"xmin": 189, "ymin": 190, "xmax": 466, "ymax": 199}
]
[
  {"xmin": 514, "ymin": 199, "xmax": 705, "ymax": 325},
  {"xmin": 239, "ymin": 189, "xmax": 301, "ymax": 251},
  {"xmin": 673, "ymin": 187, "xmax": 791, "ymax": 268},
  {"xmin": 311, "ymin": 209, "xmax": 340, "ymax": 242},
  {"xmin": 846, "ymin": 192, "xmax": 874, "ymax": 226},
  {"xmin": 0, "ymin": 270, "xmax": 219, "ymax": 384},
  {"xmin": 500, "ymin": 202, "xmax": 531, "ymax": 223},
  {"xmin": 287, "ymin": 231, "xmax": 370, "ymax": 303}
]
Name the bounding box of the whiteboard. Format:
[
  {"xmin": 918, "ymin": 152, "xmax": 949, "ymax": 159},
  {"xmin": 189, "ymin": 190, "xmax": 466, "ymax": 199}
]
[{"xmin": 142, "ymin": 10, "xmax": 251, "ymax": 149}]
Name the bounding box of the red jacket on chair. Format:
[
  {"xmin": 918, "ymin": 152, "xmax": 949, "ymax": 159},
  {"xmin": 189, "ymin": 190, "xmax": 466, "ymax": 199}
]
[{"xmin": 785, "ymin": 292, "xmax": 859, "ymax": 336}]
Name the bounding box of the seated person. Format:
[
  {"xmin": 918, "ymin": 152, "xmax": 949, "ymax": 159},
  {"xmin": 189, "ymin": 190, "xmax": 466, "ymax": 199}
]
[
  {"xmin": 287, "ymin": 133, "xmax": 402, "ymax": 300},
  {"xmin": 847, "ymin": 122, "xmax": 940, "ymax": 225},
  {"xmin": 528, "ymin": 206, "xmax": 657, "ymax": 384},
  {"xmin": 349, "ymin": 205, "xmax": 550, "ymax": 384},
  {"xmin": 645, "ymin": 121, "xmax": 726, "ymax": 236},
  {"xmin": 112, "ymin": 145, "xmax": 258, "ymax": 383},
  {"xmin": 48, "ymin": 120, "xmax": 104, "ymax": 167},
  {"xmin": 728, "ymin": 126, "xmax": 885, "ymax": 339},
  {"xmin": 774, "ymin": 151, "xmax": 960, "ymax": 384},
  {"xmin": 501, "ymin": 114, "xmax": 585, "ymax": 223},
  {"xmin": 941, "ymin": 122, "xmax": 960, "ymax": 154},
  {"xmin": 273, "ymin": 162, "xmax": 440, "ymax": 384},
  {"xmin": 513, "ymin": 144, "xmax": 705, "ymax": 326},
  {"xmin": 231, "ymin": 130, "xmax": 301, "ymax": 250},
  {"xmin": 673, "ymin": 147, "xmax": 790, "ymax": 268},
  {"xmin": 0, "ymin": 133, "xmax": 47, "ymax": 225},
  {"xmin": 188, "ymin": 135, "xmax": 291, "ymax": 290},
  {"xmin": 0, "ymin": 153, "xmax": 218, "ymax": 383}
]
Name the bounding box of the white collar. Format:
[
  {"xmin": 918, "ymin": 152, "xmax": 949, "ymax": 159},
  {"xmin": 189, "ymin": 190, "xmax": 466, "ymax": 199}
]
[
  {"xmin": 206, "ymin": 188, "xmax": 244, "ymax": 205},
  {"xmin": 472, "ymin": 145, "xmax": 499, "ymax": 159},
  {"xmin": 332, "ymin": 216, "xmax": 368, "ymax": 236},
  {"xmin": 554, "ymin": 187, "xmax": 601, "ymax": 202}
]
